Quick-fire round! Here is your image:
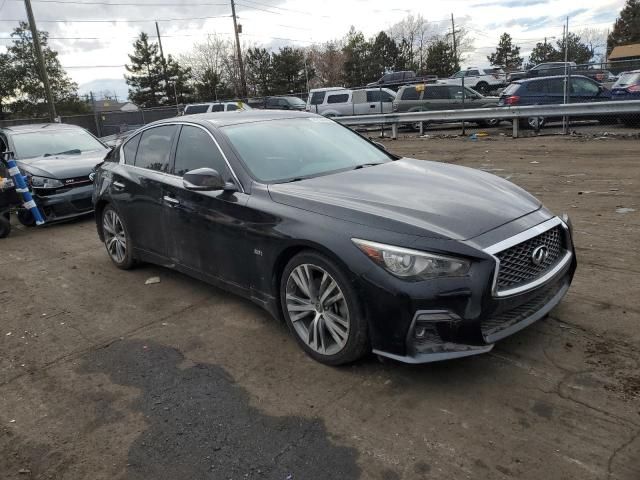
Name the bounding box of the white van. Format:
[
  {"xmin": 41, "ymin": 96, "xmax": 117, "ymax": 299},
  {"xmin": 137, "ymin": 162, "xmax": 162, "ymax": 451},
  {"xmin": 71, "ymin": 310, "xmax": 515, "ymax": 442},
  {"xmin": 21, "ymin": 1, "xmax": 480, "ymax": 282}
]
[{"xmin": 306, "ymin": 88, "xmax": 396, "ymax": 117}]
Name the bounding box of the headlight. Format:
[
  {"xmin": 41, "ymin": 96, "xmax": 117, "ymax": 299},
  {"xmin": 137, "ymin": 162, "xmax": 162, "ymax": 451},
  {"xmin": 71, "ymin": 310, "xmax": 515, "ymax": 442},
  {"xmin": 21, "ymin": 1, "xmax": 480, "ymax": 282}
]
[
  {"xmin": 352, "ymin": 239, "xmax": 471, "ymax": 280},
  {"xmin": 30, "ymin": 176, "xmax": 64, "ymax": 189}
]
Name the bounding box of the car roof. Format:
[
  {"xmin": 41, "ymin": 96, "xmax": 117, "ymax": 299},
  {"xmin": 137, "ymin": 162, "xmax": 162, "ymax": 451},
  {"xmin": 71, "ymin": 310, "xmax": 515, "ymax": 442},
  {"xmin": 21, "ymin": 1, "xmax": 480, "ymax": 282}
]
[
  {"xmin": 0, "ymin": 123, "xmax": 85, "ymax": 135},
  {"xmin": 152, "ymin": 109, "xmax": 317, "ymax": 128},
  {"xmin": 309, "ymin": 87, "xmax": 345, "ymax": 92},
  {"xmin": 513, "ymin": 74, "xmax": 592, "ymax": 84}
]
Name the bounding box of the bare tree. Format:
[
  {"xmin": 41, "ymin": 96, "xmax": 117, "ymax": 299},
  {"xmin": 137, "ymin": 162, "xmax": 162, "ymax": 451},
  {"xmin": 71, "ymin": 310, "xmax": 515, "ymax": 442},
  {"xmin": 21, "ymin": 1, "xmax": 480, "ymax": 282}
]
[
  {"xmin": 307, "ymin": 40, "xmax": 346, "ymax": 87},
  {"xmin": 576, "ymin": 28, "xmax": 608, "ymax": 63},
  {"xmin": 387, "ymin": 14, "xmax": 445, "ymax": 72}
]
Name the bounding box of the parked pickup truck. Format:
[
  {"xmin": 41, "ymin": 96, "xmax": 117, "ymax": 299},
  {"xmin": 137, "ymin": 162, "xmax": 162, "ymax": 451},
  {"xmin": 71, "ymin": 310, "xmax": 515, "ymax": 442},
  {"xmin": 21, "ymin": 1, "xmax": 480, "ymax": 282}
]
[
  {"xmin": 507, "ymin": 62, "xmax": 612, "ymax": 84},
  {"xmin": 366, "ymin": 70, "xmax": 438, "ymax": 90}
]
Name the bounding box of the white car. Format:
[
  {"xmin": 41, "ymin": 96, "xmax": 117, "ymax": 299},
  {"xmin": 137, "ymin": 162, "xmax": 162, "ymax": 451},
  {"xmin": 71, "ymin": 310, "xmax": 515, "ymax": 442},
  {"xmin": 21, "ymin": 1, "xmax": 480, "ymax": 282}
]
[
  {"xmin": 306, "ymin": 88, "xmax": 396, "ymax": 117},
  {"xmin": 438, "ymin": 67, "xmax": 506, "ymax": 94},
  {"xmin": 183, "ymin": 101, "xmax": 252, "ymax": 115}
]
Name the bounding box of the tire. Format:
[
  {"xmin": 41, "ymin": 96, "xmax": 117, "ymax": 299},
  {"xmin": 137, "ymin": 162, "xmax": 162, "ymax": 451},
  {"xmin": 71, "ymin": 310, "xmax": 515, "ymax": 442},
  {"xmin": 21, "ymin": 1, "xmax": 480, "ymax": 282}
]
[
  {"xmin": 475, "ymin": 82, "xmax": 489, "ymax": 94},
  {"xmin": 521, "ymin": 116, "xmax": 546, "ymax": 130},
  {"xmin": 101, "ymin": 204, "xmax": 135, "ymax": 269},
  {"xmin": 478, "ymin": 118, "xmax": 500, "ymax": 128},
  {"xmin": 0, "ymin": 211, "xmax": 10, "ymax": 238},
  {"xmin": 17, "ymin": 208, "xmax": 36, "ymax": 227},
  {"xmin": 280, "ymin": 251, "xmax": 369, "ymax": 366}
]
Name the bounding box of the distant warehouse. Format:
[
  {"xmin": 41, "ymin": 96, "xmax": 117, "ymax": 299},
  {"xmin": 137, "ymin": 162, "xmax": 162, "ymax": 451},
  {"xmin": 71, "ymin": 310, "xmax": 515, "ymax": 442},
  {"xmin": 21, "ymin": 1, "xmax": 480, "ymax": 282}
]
[{"xmin": 608, "ymin": 43, "xmax": 640, "ymax": 70}]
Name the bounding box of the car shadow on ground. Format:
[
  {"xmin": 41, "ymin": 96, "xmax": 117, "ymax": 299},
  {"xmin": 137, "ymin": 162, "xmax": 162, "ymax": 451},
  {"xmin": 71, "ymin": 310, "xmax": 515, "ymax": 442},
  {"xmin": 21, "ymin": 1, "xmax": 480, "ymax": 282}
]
[{"xmin": 79, "ymin": 339, "xmax": 361, "ymax": 480}]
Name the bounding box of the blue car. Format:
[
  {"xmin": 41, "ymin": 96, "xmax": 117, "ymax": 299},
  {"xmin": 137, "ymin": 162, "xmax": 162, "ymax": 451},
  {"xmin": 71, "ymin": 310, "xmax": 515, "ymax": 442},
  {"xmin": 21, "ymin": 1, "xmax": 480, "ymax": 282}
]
[
  {"xmin": 611, "ymin": 70, "xmax": 640, "ymax": 126},
  {"xmin": 498, "ymin": 75, "xmax": 612, "ymax": 128}
]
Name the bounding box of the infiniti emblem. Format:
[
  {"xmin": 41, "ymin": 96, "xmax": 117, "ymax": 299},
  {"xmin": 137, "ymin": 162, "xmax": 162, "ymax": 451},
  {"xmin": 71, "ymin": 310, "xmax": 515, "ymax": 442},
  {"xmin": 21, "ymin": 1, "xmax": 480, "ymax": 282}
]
[{"xmin": 531, "ymin": 245, "xmax": 549, "ymax": 266}]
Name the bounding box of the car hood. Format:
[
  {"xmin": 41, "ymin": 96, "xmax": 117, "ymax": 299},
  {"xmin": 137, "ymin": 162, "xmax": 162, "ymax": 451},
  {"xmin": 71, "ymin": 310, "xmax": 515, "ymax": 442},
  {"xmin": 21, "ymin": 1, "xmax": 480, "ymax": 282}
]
[
  {"xmin": 17, "ymin": 150, "xmax": 108, "ymax": 179},
  {"xmin": 268, "ymin": 158, "xmax": 542, "ymax": 240}
]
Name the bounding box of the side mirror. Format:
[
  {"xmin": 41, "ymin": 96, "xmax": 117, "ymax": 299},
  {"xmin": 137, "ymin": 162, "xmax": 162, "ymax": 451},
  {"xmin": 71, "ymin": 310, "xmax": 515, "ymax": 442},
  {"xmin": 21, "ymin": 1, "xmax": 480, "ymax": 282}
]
[{"xmin": 183, "ymin": 168, "xmax": 236, "ymax": 192}]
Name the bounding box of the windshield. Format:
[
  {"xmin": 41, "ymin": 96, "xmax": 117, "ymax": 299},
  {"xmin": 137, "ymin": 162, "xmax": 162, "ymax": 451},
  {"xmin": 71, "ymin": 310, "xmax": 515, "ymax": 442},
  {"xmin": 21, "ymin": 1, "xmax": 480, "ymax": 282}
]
[
  {"xmin": 221, "ymin": 117, "xmax": 392, "ymax": 183},
  {"xmin": 614, "ymin": 72, "xmax": 640, "ymax": 88},
  {"xmin": 13, "ymin": 129, "xmax": 106, "ymax": 159},
  {"xmin": 286, "ymin": 97, "xmax": 306, "ymax": 106}
]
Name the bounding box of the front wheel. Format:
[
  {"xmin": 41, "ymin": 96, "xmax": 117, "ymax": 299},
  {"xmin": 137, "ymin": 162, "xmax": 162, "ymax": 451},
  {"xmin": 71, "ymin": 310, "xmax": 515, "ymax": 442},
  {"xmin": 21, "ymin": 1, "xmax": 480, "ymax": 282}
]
[
  {"xmin": 17, "ymin": 208, "xmax": 36, "ymax": 227},
  {"xmin": 475, "ymin": 82, "xmax": 489, "ymax": 94},
  {"xmin": 280, "ymin": 251, "xmax": 369, "ymax": 365},
  {"xmin": 478, "ymin": 118, "xmax": 500, "ymax": 128},
  {"xmin": 522, "ymin": 116, "xmax": 546, "ymax": 130},
  {"xmin": 101, "ymin": 205, "xmax": 135, "ymax": 269}
]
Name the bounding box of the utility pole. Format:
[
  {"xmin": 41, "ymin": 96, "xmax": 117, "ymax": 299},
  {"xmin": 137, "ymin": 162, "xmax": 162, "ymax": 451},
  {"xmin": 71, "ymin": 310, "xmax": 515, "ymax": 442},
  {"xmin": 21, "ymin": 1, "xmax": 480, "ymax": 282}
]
[
  {"xmin": 230, "ymin": 0, "xmax": 247, "ymax": 98},
  {"xmin": 24, "ymin": 0, "xmax": 57, "ymax": 122},
  {"xmin": 155, "ymin": 21, "xmax": 172, "ymax": 104},
  {"xmin": 543, "ymin": 37, "xmax": 547, "ymax": 61},
  {"xmin": 450, "ymin": 13, "xmax": 459, "ymax": 71}
]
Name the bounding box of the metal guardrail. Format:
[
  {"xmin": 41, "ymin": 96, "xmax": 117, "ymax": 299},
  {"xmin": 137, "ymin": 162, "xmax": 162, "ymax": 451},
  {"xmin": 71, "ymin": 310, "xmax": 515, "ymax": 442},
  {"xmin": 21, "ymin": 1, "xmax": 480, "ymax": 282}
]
[{"xmin": 335, "ymin": 100, "xmax": 640, "ymax": 138}]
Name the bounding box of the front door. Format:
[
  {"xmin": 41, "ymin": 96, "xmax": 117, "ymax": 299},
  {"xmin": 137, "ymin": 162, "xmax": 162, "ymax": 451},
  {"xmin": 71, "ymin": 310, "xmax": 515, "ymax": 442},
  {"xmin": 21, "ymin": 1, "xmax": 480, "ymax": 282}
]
[{"xmin": 162, "ymin": 124, "xmax": 251, "ymax": 288}]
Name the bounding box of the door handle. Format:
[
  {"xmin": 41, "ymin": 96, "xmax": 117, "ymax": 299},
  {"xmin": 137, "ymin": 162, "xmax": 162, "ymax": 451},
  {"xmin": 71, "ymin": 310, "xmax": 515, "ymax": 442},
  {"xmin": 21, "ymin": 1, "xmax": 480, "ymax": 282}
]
[
  {"xmin": 112, "ymin": 181, "xmax": 125, "ymax": 190},
  {"xmin": 163, "ymin": 195, "xmax": 180, "ymax": 206}
]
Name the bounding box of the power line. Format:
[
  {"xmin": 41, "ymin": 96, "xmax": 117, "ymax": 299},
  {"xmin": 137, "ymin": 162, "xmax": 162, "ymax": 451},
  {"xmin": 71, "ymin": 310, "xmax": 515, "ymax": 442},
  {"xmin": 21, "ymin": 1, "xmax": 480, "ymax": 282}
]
[{"xmin": 0, "ymin": 14, "xmax": 230, "ymax": 22}]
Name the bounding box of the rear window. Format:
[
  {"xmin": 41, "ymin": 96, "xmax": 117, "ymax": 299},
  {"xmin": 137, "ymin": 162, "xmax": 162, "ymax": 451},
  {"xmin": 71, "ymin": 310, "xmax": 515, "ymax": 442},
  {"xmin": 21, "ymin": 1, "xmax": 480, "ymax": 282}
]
[
  {"xmin": 310, "ymin": 92, "xmax": 326, "ymax": 105},
  {"xmin": 400, "ymin": 87, "xmax": 419, "ymax": 100},
  {"xmin": 526, "ymin": 81, "xmax": 546, "ymax": 94},
  {"xmin": 614, "ymin": 72, "xmax": 640, "ymax": 88},
  {"xmin": 327, "ymin": 94, "xmax": 349, "ymax": 104},
  {"xmin": 184, "ymin": 104, "xmax": 209, "ymax": 115},
  {"xmin": 484, "ymin": 67, "xmax": 504, "ymax": 74},
  {"xmin": 210, "ymin": 104, "xmax": 224, "ymax": 112},
  {"xmin": 226, "ymin": 104, "xmax": 238, "ymax": 111},
  {"xmin": 501, "ymin": 83, "xmax": 520, "ymax": 96},
  {"xmin": 424, "ymin": 86, "xmax": 449, "ymax": 100}
]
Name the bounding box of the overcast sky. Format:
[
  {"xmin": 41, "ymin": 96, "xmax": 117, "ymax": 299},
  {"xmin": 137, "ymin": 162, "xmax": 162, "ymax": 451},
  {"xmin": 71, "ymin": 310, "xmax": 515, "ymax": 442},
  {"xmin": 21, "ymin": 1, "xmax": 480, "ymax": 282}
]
[{"xmin": 0, "ymin": 0, "xmax": 626, "ymax": 99}]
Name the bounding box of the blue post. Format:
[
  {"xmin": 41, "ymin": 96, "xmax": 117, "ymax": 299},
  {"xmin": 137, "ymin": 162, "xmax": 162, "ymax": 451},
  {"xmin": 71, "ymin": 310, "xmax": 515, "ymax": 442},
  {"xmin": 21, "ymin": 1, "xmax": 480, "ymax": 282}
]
[{"xmin": 4, "ymin": 154, "xmax": 46, "ymax": 225}]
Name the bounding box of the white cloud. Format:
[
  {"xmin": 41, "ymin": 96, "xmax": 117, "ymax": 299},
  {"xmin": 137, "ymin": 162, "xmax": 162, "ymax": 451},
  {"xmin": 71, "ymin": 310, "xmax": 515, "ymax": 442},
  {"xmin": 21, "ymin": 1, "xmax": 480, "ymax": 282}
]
[{"xmin": 0, "ymin": 0, "xmax": 625, "ymax": 88}]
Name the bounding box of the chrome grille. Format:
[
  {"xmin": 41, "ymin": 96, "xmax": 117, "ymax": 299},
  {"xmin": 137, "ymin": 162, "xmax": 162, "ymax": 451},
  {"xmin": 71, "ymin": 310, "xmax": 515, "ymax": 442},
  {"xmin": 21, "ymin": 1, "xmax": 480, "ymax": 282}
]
[{"xmin": 495, "ymin": 226, "xmax": 563, "ymax": 291}]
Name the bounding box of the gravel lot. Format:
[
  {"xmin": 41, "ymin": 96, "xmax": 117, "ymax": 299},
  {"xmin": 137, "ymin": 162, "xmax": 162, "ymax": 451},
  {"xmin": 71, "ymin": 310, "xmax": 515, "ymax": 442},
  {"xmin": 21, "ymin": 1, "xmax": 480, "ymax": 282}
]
[{"xmin": 1, "ymin": 134, "xmax": 639, "ymax": 480}]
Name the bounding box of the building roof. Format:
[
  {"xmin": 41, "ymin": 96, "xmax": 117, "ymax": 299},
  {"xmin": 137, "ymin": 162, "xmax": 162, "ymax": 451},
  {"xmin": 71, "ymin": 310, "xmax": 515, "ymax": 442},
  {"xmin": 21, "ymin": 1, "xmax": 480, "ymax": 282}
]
[
  {"xmin": 92, "ymin": 100, "xmax": 137, "ymax": 112},
  {"xmin": 609, "ymin": 44, "xmax": 640, "ymax": 60}
]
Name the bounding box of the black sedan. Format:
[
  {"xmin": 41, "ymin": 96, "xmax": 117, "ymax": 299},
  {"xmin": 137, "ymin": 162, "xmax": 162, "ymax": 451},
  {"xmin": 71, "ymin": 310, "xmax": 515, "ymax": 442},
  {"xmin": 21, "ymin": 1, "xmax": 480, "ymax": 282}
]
[
  {"xmin": 0, "ymin": 123, "xmax": 109, "ymax": 224},
  {"xmin": 92, "ymin": 111, "xmax": 576, "ymax": 365}
]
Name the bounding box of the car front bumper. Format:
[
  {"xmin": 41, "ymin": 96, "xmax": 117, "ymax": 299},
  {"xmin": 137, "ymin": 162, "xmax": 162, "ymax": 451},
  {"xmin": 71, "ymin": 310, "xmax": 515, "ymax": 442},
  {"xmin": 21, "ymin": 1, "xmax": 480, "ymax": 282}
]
[
  {"xmin": 359, "ymin": 216, "xmax": 576, "ymax": 363},
  {"xmin": 33, "ymin": 184, "xmax": 94, "ymax": 222}
]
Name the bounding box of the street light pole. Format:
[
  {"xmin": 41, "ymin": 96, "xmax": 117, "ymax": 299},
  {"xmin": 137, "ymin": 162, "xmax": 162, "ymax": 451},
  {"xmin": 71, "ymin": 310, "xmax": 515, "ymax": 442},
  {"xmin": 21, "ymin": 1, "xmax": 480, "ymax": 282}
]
[{"xmin": 23, "ymin": 0, "xmax": 57, "ymax": 122}]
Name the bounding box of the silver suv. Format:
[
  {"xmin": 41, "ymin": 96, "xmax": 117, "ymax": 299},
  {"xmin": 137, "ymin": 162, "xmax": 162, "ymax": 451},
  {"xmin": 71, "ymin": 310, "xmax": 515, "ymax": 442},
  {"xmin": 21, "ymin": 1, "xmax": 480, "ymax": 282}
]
[
  {"xmin": 393, "ymin": 84, "xmax": 500, "ymax": 127},
  {"xmin": 438, "ymin": 67, "xmax": 506, "ymax": 94},
  {"xmin": 306, "ymin": 88, "xmax": 396, "ymax": 117}
]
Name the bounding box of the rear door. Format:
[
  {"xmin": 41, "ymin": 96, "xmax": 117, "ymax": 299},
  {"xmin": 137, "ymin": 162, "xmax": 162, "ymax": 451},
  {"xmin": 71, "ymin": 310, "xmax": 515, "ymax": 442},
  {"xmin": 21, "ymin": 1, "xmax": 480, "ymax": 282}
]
[
  {"xmin": 162, "ymin": 124, "xmax": 250, "ymax": 286},
  {"xmin": 570, "ymin": 77, "xmax": 604, "ymax": 103},
  {"xmin": 110, "ymin": 124, "xmax": 178, "ymax": 259},
  {"xmin": 397, "ymin": 86, "xmax": 422, "ymax": 112}
]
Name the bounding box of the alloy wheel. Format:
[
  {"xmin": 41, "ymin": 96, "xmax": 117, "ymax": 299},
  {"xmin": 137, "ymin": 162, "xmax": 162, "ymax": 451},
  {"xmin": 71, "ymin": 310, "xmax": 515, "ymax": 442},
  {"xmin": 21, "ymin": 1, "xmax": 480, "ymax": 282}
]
[
  {"xmin": 527, "ymin": 116, "xmax": 545, "ymax": 129},
  {"xmin": 102, "ymin": 209, "xmax": 127, "ymax": 264},
  {"xmin": 285, "ymin": 264, "xmax": 350, "ymax": 356}
]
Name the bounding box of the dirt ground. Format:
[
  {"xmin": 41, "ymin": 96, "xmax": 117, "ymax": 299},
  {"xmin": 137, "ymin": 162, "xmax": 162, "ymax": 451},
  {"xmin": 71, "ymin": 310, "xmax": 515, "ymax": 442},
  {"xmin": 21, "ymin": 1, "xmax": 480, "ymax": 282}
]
[{"xmin": 1, "ymin": 134, "xmax": 639, "ymax": 480}]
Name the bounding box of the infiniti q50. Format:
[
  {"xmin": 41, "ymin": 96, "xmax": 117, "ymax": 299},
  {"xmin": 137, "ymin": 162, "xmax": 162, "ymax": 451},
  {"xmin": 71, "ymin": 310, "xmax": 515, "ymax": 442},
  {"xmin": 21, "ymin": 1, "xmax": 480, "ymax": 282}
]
[{"xmin": 92, "ymin": 111, "xmax": 576, "ymax": 365}]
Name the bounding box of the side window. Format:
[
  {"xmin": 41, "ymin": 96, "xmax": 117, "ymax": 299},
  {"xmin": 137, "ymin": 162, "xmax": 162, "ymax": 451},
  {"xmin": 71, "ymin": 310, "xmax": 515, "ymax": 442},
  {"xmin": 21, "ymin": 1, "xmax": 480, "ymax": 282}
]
[
  {"xmin": 226, "ymin": 104, "xmax": 238, "ymax": 111},
  {"xmin": 571, "ymin": 78, "xmax": 599, "ymax": 95},
  {"xmin": 401, "ymin": 87, "xmax": 419, "ymax": 100},
  {"xmin": 547, "ymin": 78, "xmax": 565, "ymax": 94},
  {"xmin": 266, "ymin": 98, "xmax": 279, "ymax": 108},
  {"xmin": 380, "ymin": 91, "xmax": 395, "ymax": 101},
  {"xmin": 466, "ymin": 70, "xmax": 480, "ymax": 77},
  {"xmin": 366, "ymin": 91, "xmax": 381, "ymax": 102},
  {"xmin": 184, "ymin": 104, "xmax": 209, "ymax": 115},
  {"xmin": 327, "ymin": 94, "xmax": 349, "ymax": 104},
  {"xmin": 210, "ymin": 104, "xmax": 224, "ymax": 112},
  {"xmin": 278, "ymin": 99, "xmax": 289, "ymax": 107},
  {"xmin": 122, "ymin": 132, "xmax": 141, "ymax": 165},
  {"xmin": 135, "ymin": 125, "xmax": 176, "ymax": 172},
  {"xmin": 310, "ymin": 92, "xmax": 326, "ymax": 105},
  {"xmin": 447, "ymin": 86, "xmax": 465, "ymax": 99},
  {"xmin": 527, "ymin": 81, "xmax": 546, "ymax": 94},
  {"xmin": 173, "ymin": 126, "xmax": 229, "ymax": 178}
]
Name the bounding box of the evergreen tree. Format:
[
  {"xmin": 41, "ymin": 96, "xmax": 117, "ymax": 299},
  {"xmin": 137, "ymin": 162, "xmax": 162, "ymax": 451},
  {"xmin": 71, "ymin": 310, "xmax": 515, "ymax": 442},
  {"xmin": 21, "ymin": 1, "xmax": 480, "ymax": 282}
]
[
  {"xmin": 245, "ymin": 47, "xmax": 273, "ymax": 96},
  {"xmin": 163, "ymin": 54, "xmax": 194, "ymax": 104},
  {"xmin": 3, "ymin": 22, "xmax": 82, "ymax": 115},
  {"xmin": 556, "ymin": 32, "xmax": 594, "ymax": 65},
  {"xmin": 487, "ymin": 33, "xmax": 523, "ymax": 70},
  {"xmin": 342, "ymin": 27, "xmax": 371, "ymax": 86},
  {"xmin": 270, "ymin": 47, "xmax": 309, "ymax": 94},
  {"xmin": 369, "ymin": 31, "xmax": 404, "ymax": 76},
  {"xmin": 528, "ymin": 41, "xmax": 558, "ymax": 65},
  {"xmin": 125, "ymin": 33, "xmax": 164, "ymax": 107},
  {"xmin": 607, "ymin": 0, "xmax": 640, "ymax": 55},
  {"xmin": 425, "ymin": 39, "xmax": 457, "ymax": 77}
]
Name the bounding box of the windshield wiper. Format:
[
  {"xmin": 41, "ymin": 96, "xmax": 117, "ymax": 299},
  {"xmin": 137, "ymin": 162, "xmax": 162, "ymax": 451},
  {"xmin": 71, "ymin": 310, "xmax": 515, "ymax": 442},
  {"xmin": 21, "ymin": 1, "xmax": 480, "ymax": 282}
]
[
  {"xmin": 43, "ymin": 149, "xmax": 82, "ymax": 157},
  {"xmin": 352, "ymin": 163, "xmax": 383, "ymax": 170}
]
